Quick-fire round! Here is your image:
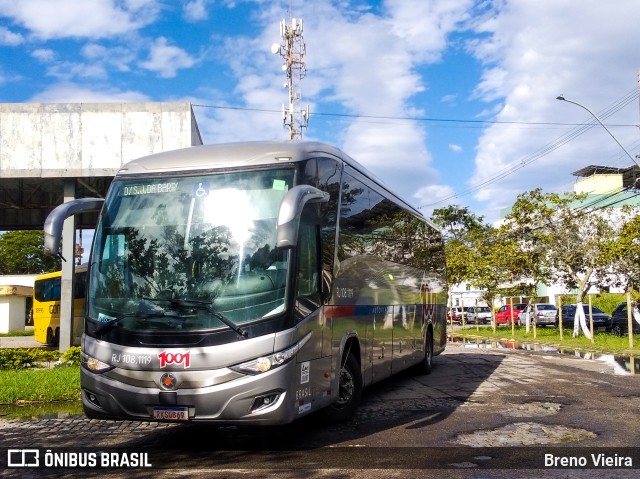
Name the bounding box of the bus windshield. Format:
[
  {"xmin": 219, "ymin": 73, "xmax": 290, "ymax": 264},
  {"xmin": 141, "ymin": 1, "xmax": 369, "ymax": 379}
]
[{"xmin": 88, "ymin": 168, "xmax": 295, "ymax": 333}]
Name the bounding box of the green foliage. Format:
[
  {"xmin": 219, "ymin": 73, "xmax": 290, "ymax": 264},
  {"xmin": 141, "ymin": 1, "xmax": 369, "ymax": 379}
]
[
  {"xmin": 59, "ymin": 346, "xmax": 81, "ymax": 367},
  {"xmin": 0, "ymin": 230, "xmax": 60, "ymax": 274},
  {"xmin": 0, "ymin": 330, "xmax": 35, "ymax": 337},
  {"xmin": 431, "ymin": 205, "xmax": 520, "ymax": 310},
  {"xmin": 453, "ymin": 326, "xmax": 640, "ymax": 355},
  {"xmin": 558, "ymin": 292, "xmax": 627, "ymax": 315},
  {"xmin": 0, "ymin": 367, "xmax": 81, "ymax": 403},
  {"xmin": 431, "ymin": 206, "xmax": 494, "ymax": 288},
  {"xmin": 0, "ymin": 348, "xmax": 60, "ymax": 369},
  {"xmin": 502, "ymin": 189, "xmax": 640, "ymax": 311}
]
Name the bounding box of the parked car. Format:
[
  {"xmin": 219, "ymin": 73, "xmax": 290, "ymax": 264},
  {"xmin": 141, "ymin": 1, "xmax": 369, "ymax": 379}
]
[
  {"xmin": 518, "ymin": 303, "xmax": 558, "ymax": 327},
  {"xmin": 465, "ymin": 306, "xmax": 492, "ymax": 324},
  {"xmin": 558, "ymin": 304, "xmax": 610, "ymax": 331},
  {"xmin": 495, "ymin": 303, "xmax": 528, "ymax": 325},
  {"xmin": 607, "ymin": 302, "xmax": 640, "ymax": 336},
  {"xmin": 447, "ymin": 306, "xmax": 464, "ymax": 322}
]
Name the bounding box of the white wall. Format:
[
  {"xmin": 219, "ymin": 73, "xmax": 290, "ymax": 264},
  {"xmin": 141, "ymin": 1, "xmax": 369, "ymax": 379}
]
[
  {"xmin": 0, "ymin": 297, "xmax": 26, "ymax": 333},
  {"xmin": 0, "ymin": 102, "xmax": 202, "ymax": 178}
]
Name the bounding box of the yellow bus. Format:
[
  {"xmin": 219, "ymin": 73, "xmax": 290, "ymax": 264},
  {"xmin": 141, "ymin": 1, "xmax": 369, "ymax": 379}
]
[{"xmin": 33, "ymin": 264, "xmax": 87, "ymax": 347}]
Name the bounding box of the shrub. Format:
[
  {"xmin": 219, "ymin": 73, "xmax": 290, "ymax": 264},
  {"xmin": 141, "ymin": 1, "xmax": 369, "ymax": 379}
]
[
  {"xmin": 0, "ymin": 348, "xmax": 60, "ymax": 370},
  {"xmin": 59, "ymin": 346, "xmax": 81, "ymax": 367}
]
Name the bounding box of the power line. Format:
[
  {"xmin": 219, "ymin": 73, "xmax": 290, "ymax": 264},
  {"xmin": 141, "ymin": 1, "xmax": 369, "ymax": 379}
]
[
  {"xmin": 190, "ymin": 102, "xmax": 639, "ymax": 128},
  {"xmin": 419, "ymin": 88, "xmax": 640, "ymax": 208}
]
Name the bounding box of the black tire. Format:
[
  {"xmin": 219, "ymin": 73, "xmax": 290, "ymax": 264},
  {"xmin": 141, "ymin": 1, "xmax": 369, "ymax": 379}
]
[
  {"xmin": 325, "ymin": 353, "xmax": 362, "ymax": 423},
  {"xmin": 416, "ymin": 327, "xmax": 433, "ymax": 375},
  {"xmin": 612, "ymin": 324, "xmax": 623, "ymax": 337},
  {"xmin": 46, "ymin": 328, "xmax": 56, "ymax": 347}
]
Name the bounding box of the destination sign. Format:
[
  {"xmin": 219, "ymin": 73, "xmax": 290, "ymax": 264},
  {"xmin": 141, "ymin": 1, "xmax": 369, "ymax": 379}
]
[{"xmin": 123, "ymin": 182, "xmax": 179, "ymax": 196}]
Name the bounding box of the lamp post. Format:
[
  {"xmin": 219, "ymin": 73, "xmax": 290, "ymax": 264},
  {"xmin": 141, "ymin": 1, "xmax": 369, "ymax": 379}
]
[{"xmin": 556, "ymin": 95, "xmax": 640, "ymax": 168}]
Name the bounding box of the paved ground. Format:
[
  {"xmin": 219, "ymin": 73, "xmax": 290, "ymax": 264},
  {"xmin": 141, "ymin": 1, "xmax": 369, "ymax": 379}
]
[
  {"xmin": 0, "ymin": 336, "xmax": 44, "ymax": 349},
  {"xmin": 1, "ymin": 341, "xmax": 639, "ymax": 478}
]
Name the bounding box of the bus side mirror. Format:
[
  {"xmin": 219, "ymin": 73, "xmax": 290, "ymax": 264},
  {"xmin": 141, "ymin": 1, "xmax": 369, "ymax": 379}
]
[
  {"xmin": 44, "ymin": 198, "xmax": 105, "ymax": 257},
  {"xmin": 276, "ymin": 185, "xmax": 329, "ymax": 248}
]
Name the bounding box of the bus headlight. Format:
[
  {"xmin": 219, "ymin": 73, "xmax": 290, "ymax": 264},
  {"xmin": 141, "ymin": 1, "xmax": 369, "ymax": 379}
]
[
  {"xmin": 230, "ymin": 331, "xmax": 312, "ymax": 375},
  {"xmin": 81, "ymin": 353, "xmax": 114, "ymax": 374}
]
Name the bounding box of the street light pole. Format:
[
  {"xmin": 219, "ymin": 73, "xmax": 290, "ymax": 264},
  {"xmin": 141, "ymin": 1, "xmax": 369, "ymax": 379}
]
[{"xmin": 556, "ymin": 95, "xmax": 640, "ymax": 168}]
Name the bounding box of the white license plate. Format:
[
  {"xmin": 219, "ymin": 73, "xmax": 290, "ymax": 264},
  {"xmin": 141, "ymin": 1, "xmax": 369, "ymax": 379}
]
[{"xmin": 153, "ymin": 407, "xmax": 189, "ymax": 421}]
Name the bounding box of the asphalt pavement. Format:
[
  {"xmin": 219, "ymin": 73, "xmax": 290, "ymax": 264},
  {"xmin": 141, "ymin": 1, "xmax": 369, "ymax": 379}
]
[{"xmin": 1, "ymin": 340, "xmax": 640, "ymax": 478}]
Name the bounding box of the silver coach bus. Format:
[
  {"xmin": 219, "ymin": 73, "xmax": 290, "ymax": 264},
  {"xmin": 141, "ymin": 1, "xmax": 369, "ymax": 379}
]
[{"xmin": 44, "ymin": 141, "xmax": 447, "ymax": 425}]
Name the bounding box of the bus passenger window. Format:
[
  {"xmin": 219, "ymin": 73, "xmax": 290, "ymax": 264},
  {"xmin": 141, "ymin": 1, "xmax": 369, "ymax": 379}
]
[{"xmin": 297, "ymin": 221, "xmax": 319, "ymax": 297}]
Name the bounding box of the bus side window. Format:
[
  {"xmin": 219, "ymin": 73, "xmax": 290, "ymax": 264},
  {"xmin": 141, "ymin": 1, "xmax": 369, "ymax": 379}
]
[{"xmin": 296, "ymin": 206, "xmax": 321, "ymax": 312}]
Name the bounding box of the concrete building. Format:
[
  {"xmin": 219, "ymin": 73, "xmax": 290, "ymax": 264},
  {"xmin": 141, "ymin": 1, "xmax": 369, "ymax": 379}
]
[
  {"xmin": 0, "ymin": 102, "xmax": 202, "ymax": 230},
  {"xmin": 0, "ymin": 275, "xmax": 36, "ymax": 334},
  {"xmin": 0, "ymin": 102, "xmax": 203, "ymax": 342}
]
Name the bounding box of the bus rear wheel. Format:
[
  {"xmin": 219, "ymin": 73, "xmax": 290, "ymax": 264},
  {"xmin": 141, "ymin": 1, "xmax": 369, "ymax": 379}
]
[
  {"xmin": 415, "ymin": 328, "xmax": 433, "ymax": 375},
  {"xmin": 325, "ymin": 353, "xmax": 362, "ymax": 423},
  {"xmin": 46, "ymin": 328, "xmax": 56, "ymax": 347}
]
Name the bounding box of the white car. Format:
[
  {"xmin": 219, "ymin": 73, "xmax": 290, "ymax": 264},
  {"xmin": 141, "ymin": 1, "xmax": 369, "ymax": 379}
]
[
  {"xmin": 518, "ymin": 303, "xmax": 558, "ymax": 327},
  {"xmin": 465, "ymin": 306, "xmax": 492, "ymax": 324}
]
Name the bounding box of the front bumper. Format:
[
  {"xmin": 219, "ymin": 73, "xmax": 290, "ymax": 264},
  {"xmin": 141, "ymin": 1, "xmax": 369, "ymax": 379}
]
[{"xmin": 81, "ymin": 360, "xmax": 299, "ymax": 425}]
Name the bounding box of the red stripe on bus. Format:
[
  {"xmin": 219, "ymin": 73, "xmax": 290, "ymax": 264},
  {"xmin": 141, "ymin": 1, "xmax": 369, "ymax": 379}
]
[{"xmin": 324, "ymin": 306, "xmax": 356, "ymax": 318}]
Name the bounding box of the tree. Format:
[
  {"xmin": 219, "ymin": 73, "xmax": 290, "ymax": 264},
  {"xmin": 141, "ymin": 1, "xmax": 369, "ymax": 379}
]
[
  {"xmin": 606, "ymin": 208, "xmax": 640, "ymax": 292},
  {"xmin": 0, "ymin": 230, "xmax": 60, "ymax": 274},
  {"xmin": 503, "ymin": 188, "xmax": 635, "ymax": 338},
  {"xmin": 431, "ymin": 205, "xmax": 486, "ymax": 288},
  {"xmin": 432, "ymin": 206, "xmax": 519, "ymax": 332}
]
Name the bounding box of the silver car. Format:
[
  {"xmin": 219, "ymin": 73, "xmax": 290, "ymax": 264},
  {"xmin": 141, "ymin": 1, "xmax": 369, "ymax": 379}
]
[
  {"xmin": 518, "ymin": 303, "xmax": 558, "ymax": 327},
  {"xmin": 465, "ymin": 306, "xmax": 493, "ymax": 324}
]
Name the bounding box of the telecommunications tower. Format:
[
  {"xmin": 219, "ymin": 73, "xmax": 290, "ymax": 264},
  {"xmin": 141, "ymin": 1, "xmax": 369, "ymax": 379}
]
[{"xmin": 272, "ymin": 17, "xmax": 309, "ymax": 141}]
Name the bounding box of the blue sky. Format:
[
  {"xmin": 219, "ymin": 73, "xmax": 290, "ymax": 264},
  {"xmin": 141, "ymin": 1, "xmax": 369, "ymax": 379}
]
[{"xmin": 1, "ymin": 0, "xmax": 640, "ymax": 226}]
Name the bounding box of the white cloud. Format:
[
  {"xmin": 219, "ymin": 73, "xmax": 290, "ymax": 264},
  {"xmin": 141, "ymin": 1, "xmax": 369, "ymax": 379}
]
[
  {"xmin": 140, "ymin": 37, "xmax": 197, "ymax": 78},
  {"xmin": 0, "ymin": 26, "xmax": 23, "ymax": 45},
  {"xmin": 449, "ymin": 144, "xmax": 463, "ymax": 153},
  {"xmin": 47, "ymin": 62, "xmax": 107, "ymax": 81},
  {"xmin": 200, "ymin": 0, "xmax": 472, "ymax": 208},
  {"xmin": 413, "ymin": 184, "xmax": 458, "ymax": 217},
  {"xmin": 81, "ymin": 43, "xmax": 135, "ymax": 72},
  {"xmin": 183, "ymin": 0, "xmax": 209, "ymax": 22},
  {"xmin": 0, "ymin": 0, "xmax": 159, "ymax": 39},
  {"xmin": 29, "ymin": 82, "xmax": 150, "ymax": 103},
  {"xmin": 465, "ymin": 0, "xmax": 640, "ymax": 222},
  {"xmin": 441, "ymin": 94, "xmax": 457, "ymax": 104},
  {"xmin": 31, "ymin": 48, "xmax": 55, "ymax": 62}
]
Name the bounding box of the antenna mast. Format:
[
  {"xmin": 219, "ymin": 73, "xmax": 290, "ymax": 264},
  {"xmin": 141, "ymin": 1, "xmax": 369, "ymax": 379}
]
[{"xmin": 272, "ymin": 17, "xmax": 309, "ymax": 141}]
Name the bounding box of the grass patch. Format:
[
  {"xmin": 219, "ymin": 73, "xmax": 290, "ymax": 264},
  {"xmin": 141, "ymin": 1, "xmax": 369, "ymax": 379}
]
[
  {"xmin": 0, "ymin": 367, "xmax": 81, "ymax": 404},
  {"xmin": 452, "ymin": 325, "xmax": 640, "ymax": 354},
  {"xmin": 0, "ymin": 400, "xmax": 83, "ymax": 419},
  {"xmin": 0, "ymin": 330, "xmax": 34, "ymax": 337}
]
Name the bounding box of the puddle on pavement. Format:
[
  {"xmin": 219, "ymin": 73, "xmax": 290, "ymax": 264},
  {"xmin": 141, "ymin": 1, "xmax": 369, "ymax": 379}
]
[
  {"xmin": 0, "ymin": 400, "xmax": 83, "ymax": 420},
  {"xmin": 457, "ymin": 421, "xmax": 597, "ymax": 446},
  {"xmin": 449, "ymin": 336, "xmax": 640, "ymax": 375}
]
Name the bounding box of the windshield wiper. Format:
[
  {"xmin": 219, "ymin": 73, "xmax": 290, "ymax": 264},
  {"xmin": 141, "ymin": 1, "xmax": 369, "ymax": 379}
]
[
  {"xmin": 94, "ymin": 299, "xmax": 168, "ymax": 335},
  {"xmin": 143, "ymin": 296, "xmax": 248, "ymax": 339}
]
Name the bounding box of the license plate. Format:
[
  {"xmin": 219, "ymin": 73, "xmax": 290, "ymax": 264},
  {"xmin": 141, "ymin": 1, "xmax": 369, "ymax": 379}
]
[{"xmin": 153, "ymin": 407, "xmax": 189, "ymax": 421}]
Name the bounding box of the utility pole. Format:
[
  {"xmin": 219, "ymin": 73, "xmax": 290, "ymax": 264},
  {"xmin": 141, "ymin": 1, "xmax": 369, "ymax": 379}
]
[{"xmin": 272, "ymin": 17, "xmax": 309, "ymax": 141}]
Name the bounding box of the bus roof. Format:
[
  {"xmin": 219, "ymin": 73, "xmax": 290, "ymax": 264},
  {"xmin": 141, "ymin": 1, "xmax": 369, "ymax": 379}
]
[
  {"xmin": 34, "ymin": 264, "xmax": 88, "ymax": 281},
  {"xmin": 117, "ymin": 141, "xmax": 425, "ymax": 219}
]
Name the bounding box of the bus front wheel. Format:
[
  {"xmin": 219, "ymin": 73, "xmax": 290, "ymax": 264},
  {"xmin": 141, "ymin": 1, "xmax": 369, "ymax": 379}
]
[{"xmin": 325, "ymin": 353, "xmax": 362, "ymax": 423}]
